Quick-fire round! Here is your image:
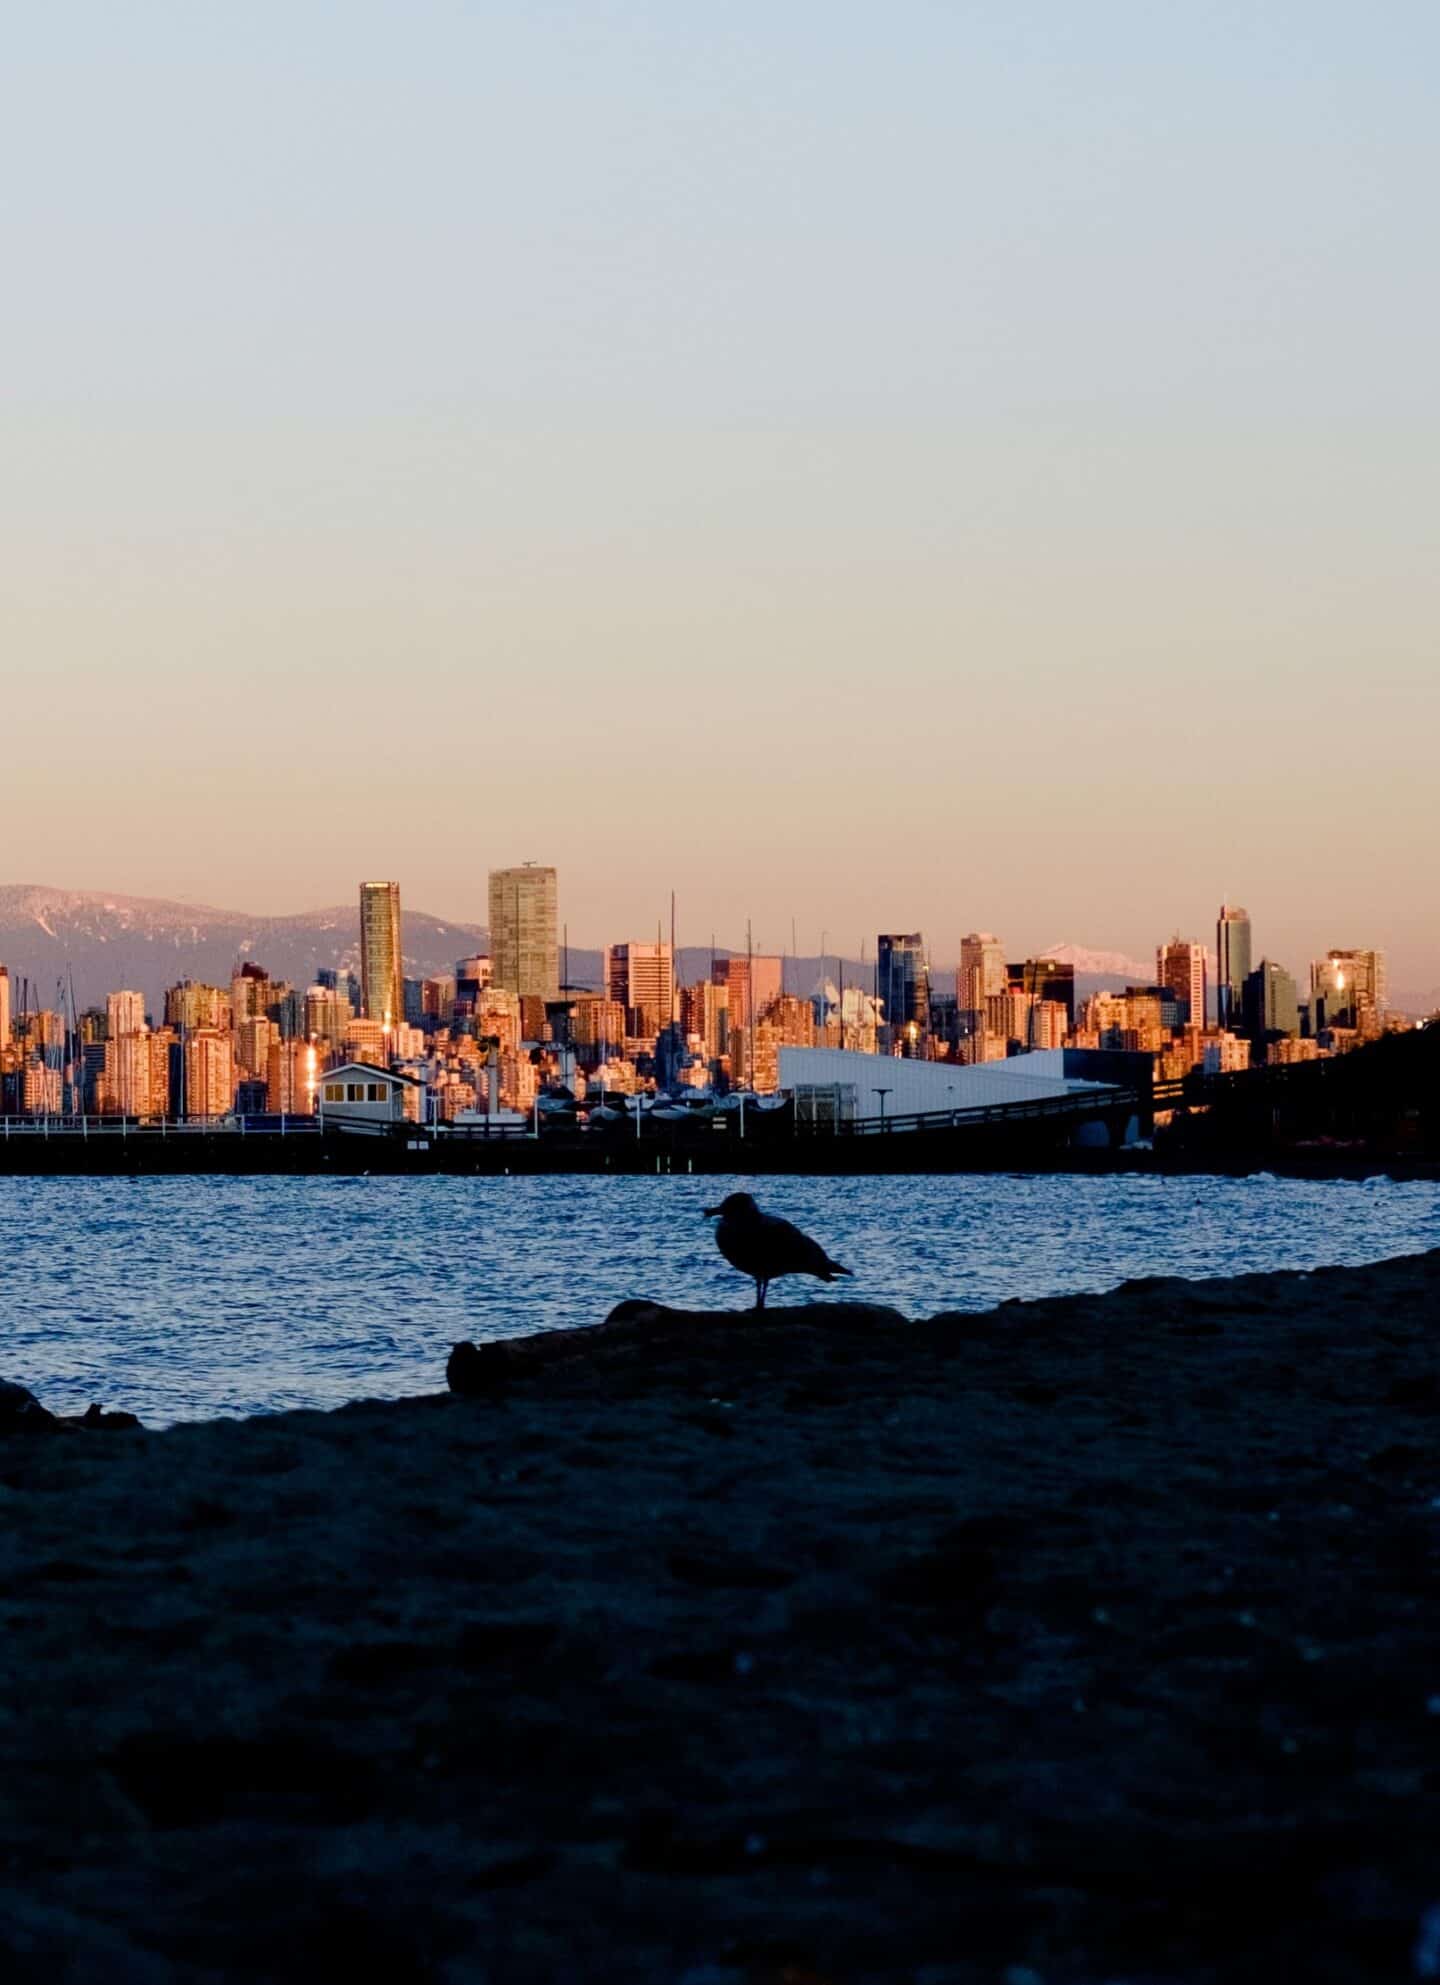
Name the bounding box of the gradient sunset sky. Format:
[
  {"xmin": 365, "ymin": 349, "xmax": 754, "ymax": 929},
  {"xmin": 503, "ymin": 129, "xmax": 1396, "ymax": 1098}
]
[{"xmin": 5, "ymin": 5, "xmax": 1437, "ymax": 987}]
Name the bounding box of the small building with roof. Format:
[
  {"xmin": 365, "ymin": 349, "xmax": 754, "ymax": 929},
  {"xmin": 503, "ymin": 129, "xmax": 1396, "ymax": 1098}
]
[{"xmin": 317, "ymin": 1062, "xmax": 425, "ymax": 1131}]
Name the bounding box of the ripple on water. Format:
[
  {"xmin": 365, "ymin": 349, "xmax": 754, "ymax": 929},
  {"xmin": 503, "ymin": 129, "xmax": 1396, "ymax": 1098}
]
[{"xmin": 0, "ymin": 1173, "xmax": 1435, "ymax": 1426}]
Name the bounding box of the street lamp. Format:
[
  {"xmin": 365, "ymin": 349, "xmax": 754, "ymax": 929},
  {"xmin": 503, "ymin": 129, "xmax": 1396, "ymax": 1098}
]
[{"xmin": 875, "ymin": 1085, "xmax": 891, "ymax": 1131}]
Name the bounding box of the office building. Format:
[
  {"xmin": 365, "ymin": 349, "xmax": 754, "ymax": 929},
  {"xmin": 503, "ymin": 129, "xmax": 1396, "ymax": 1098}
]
[
  {"xmin": 1310, "ymin": 948, "xmax": 1387, "ymax": 1032},
  {"xmin": 359, "ymin": 880, "xmax": 404, "ymax": 1026},
  {"xmin": 605, "ymin": 941, "xmax": 674, "ymax": 1037},
  {"xmin": 876, "ymin": 934, "xmax": 929, "ymax": 1053},
  {"xmin": 958, "ymin": 933, "xmax": 1008, "ymax": 1026},
  {"xmin": 1242, "ymin": 960, "xmax": 1299, "ymax": 1042},
  {"xmin": 489, "ymin": 865, "xmax": 559, "ymax": 1003},
  {"xmin": 1156, "ymin": 939, "xmax": 1207, "ymax": 1027},
  {"xmin": 1216, "ymin": 905, "xmax": 1252, "ymax": 1030},
  {"xmin": 0, "ymin": 964, "xmax": 9, "ymax": 1043}
]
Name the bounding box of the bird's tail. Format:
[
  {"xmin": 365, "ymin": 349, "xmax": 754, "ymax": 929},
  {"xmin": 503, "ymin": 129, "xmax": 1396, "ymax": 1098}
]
[{"xmin": 823, "ymin": 1259, "xmax": 853, "ymax": 1281}]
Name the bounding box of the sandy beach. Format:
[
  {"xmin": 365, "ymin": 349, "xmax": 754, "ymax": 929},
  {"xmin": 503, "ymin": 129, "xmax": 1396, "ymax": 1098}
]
[{"xmin": 3, "ymin": 1249, "xmax": 1439, "ymax": 1983}]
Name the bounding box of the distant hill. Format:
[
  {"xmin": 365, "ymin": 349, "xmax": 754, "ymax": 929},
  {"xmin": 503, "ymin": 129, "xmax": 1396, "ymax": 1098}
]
[
  {"xmin": 0, "ymin": 886, "xmax": 487, "ymax": 1014},
  {"xmin": 1, "ymin": 886, "xmax": 1292, "ymax": 1021}
]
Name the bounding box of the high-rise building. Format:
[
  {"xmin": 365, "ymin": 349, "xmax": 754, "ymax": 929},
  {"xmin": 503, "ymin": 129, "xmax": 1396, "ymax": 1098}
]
[
  {"xmin": 106, "ymin": 989, "xmax": 146, "ymax": 1038},
  {"xmin": 267, "ymin": 1038, "xmax": 317, "ymax": 1115},
  {"xmin": 747, "ymin": 994, "xmax": 816, "ymax": 1094},
  {"xmin": 359, "ymin": 881, "xmax": 404, "ymax": 1026},
  {"xmin": 489, "ymin": 865, "xmax": 558, "ymax": 1004},
  {"xmin": 0, "ymin": 964, "xmax": 10, "ymax": 1043},
  {"xmin": 148, "ymin": 1031, "xmax": 174, "ymax": 1116},
  {"xmin": 958, "ymin": 934, "xmax": 1007, "ymax": 1027},
  {"xmin": 1007, "ymin": 959, "xmax": 1076, "ymax": 1033},
  {"xmin": 714, "ymin": 955, "xmax": 783, "ymax": 1041},
  {"xmin": 183, "ymin": 1030, "xmax": 236, "ymax": 1120},
  {"xmin": 305, "ymin": 984, "xmax": 353, "ymax": 1044},
  {"xmin": 230, "ymin": 963, "xmax": 272, "ymax": 1024},
  {"xmin": 165, "ymin": 981, "xmax": 230, "ymax": 1032},
  {"xmin": 681, "ymin": 979, "xmax": 729, "ymax": 1060},
  {"xmin": 1216, "ymin": 906, "xmax": 1252, "ymax": 1031},
  {"xmin": 1156, "ymin": 938, "xmax": 1207, "ymax": 1027},
  {"xmin": 986, "ymin": 988, "xmax": 1035, "ymax": 1048},
  {"xmin": 1242, "ymin": 960, "xmax": 1299, "ymax": 1042},
  {"xmin": 237, "ymin": 1015, "xmax": 278, "ymax": 1078},
  {"xmin": 98, "ymin": 1031, "xmax": 152, "ymax": 1115},
  {"xmin": 876, "ymin": 935, "xmax": 929, "ymax": 1053},
  {"xmin": 1310, "ymin": 949, "xmax": 1387, "ymax": 1032},
  {"xmin": 605, "ymin": 942, "xmax": 674, "ymax": 1037}
]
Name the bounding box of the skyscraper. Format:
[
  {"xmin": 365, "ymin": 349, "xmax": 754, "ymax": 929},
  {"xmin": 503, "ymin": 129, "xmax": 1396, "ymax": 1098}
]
[
  {"xmin": 1241, "ymin": 959, "xmax": 1299, "ymax": 1042},
  {"xmin": 1310, "ymin": 948, "xmax": 1388, "ymax": 1032},
  {"xmin": 958, "ymin": 933, "xmax": 1007, "ymax": 1026},
  {"xmin": 1216, "ymin": 905, "xmax": 1251, "ymax": 1031},
  {"xmin": 488, "ymin": 865, "xmax": 559, "ymax": 1004},
  {"xmin": 0, "ymin": 964, "xmax": 10, "ymax": 1044},
  {"xmin": 359, "ymin": 881, "xmax": 404, "ymax": 1026},
  {"xmin": 605, "ymin": 941, "xmax": 674, "ymax": 1037},
  {"xmin": 1156, "ymin": 938, "xmax": 1207, "ymax": 1026},
  {"xmin": 876, "ymin": 934, "xmax": 929, "ymax": 1052}
]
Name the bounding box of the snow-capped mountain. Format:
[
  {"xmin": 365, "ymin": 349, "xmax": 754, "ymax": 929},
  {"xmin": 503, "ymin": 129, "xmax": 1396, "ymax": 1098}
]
[
  {"xmin": 0, "ymin": 886, "xmax": 488, "ymax": 1012},
  {"xmin": 1039, "ymin": 941, "xmax": 1163, "ymax": 985}
]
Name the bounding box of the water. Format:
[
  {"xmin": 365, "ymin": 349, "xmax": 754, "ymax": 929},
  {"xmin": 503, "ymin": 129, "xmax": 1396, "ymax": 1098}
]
[{"xmin": 2, "ymin": 1173, "xmax": 1436, "ymax": 1426}]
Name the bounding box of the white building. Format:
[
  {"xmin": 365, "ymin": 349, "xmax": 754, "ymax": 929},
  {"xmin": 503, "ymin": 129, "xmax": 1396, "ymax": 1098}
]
[
  {"xmin": 778, "ymin": 1045, "xmax": 1123, "ymax": 1123},
  {"xmin": 318, "ymin": 1062, "xmax": 424, "ymax": 1131}
]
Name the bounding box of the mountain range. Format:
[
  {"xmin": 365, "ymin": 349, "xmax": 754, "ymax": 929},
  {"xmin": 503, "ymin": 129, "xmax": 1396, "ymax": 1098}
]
[{"xmin": 2, "ymin": 886, "xmax": 1431, "ymax": 1019}]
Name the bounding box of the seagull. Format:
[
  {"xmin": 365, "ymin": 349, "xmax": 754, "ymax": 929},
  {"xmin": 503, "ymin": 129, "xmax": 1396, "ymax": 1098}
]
[{"xmin": 703, "ymin": 1192, "xmax": 853, "ymax": 1310}]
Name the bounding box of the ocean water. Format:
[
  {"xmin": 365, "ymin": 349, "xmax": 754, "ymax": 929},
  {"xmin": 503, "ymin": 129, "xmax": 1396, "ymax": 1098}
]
[{"xmin": 2, "ymin": 1173, "xmax": 1436, "ymax": 1426}]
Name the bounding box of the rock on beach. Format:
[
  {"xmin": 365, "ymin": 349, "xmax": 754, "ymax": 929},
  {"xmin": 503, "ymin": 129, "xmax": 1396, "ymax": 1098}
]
[{"xmin": 2, "ymin": 1250, "xmax": 1439, "ymax": 1983}]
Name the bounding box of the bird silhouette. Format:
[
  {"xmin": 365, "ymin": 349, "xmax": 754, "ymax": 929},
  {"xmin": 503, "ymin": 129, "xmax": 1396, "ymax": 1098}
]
[{"xmin": 703, "ymin": 1192, "xmax": 853, "ymax": 1310}]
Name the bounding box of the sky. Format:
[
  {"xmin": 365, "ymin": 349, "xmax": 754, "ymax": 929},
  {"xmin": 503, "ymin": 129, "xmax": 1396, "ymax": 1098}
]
[{"xmin": 4, "ymin": 3, "xmax": 1438, "ymax": 990}]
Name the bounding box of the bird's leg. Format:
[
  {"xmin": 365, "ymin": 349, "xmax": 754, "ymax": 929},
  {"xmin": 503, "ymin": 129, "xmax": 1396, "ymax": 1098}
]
[{"xmin": 755, "ymin": 1279, "xmax": 767, "ymax": 1311}]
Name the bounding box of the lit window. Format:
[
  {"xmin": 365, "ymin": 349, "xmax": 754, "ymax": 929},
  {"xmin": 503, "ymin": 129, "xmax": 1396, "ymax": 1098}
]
[
  {"xmin": 324, "ymin": 1083, "xmax": 344, "ymax": 1104},
  {"xmin": 347, "ymin": 1083, "xmax": 364, "ymax": 1102}
]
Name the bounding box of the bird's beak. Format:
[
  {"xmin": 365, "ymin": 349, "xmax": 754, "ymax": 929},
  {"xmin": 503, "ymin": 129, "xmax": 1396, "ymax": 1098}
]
[{"xmin": 703, "ymin": 1206, "xmax": 720, "ymax": 1219}]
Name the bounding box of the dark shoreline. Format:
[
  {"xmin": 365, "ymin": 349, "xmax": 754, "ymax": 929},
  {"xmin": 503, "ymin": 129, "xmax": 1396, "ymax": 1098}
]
[
  {"xmin": 0, "ymin": 1128, "xmax": 1436, "ymax": 1180},
  {"xmin": 4, "ymin": 1249, "xmax": 1440, "ymax": 1981}
]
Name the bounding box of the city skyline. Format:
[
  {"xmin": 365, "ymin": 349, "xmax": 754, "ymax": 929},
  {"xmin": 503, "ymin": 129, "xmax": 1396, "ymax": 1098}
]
[
  {"xmin": 5, "ymin": 7, "xmax": 1438, "ymax": 990},
  {"xmin": 0, "ymin": 877, "xmax": 1431, "ymax": 1006},
  {"xmin": 0, "ymin": 860, "xmax": 1409, "ymax": 1127}
]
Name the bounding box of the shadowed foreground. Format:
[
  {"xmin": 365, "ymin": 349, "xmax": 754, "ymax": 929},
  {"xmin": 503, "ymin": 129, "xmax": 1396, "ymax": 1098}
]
[{"xmin": 3, "ymin": 1252, "xmax": 1439, "ymax": 1983}]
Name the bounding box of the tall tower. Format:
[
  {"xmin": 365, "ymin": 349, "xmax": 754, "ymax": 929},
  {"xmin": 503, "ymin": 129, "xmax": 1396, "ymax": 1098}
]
[
  {"xmin": 488, "ymin": 865, "xmax": 559, "ymax": 1003},
  {"xmin": 359, "ymin": 881, "xmax": 404, "ymax": 1027},
  {"xmin": 958, "ymin": 933, "xmax": 1007, "ymax": 1024},
  {"xmin": 1156, "ymin": 938, "xmax": 1207, "ymax": 1027},
  {"xmin": 0, "ymin": 964, "xmax": 10, "ymax": 1044},
  {"xmin": 876, "ymin": 934, "xmax": 930, "ymax": 1050},
  {"xmin": 1216, "ymin": 905, "xmax": 1251, "ymax": 1031}
]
